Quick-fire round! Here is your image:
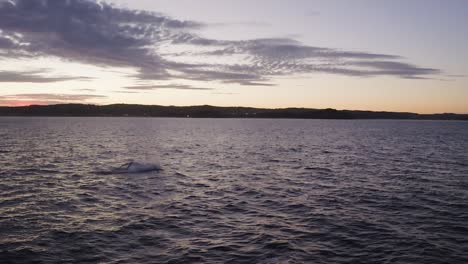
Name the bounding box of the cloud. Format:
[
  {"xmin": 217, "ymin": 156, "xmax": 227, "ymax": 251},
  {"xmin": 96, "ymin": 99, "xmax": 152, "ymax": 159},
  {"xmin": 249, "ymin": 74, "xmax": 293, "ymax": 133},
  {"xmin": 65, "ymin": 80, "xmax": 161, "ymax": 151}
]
[
  {"xmin": 211, "ymin": 21, "xmax": 271, "ymax": 28},
  {"xmin": 446, "ymin": 74, "xmax": 467, "ymax": 78},
  {"xmin": 0, "ymin": 0, "xmax": 442, "ymax": 87},
  {"xmin": 0, "ymin": 93, "xmax": 105, "ymax": 100},
  {"xmin": 212, "ymin": 92, "xmax": 239, "ymax": 95},
  {"xmin": 124, "ymin": 84, "xmax": 213, "ymax": 91},
  {"xmin": 0, "ymin": 35, "xmax": 16, "ymax": 49},
  {"xmin": 0, "ymin": 70, "xmax": 93, "ymax": 83},
  {"xmin": 75, "ymin": 88, "xmax": 95, "ymax": 92},
  {"xmin": 0, "ymin": 0, "xmax": 199, "ymax": 72},
  {"xmin": 0, "ymin": 92, "xmax": 106, "ymax": 106},
  {"xmin": 350, "ymin": 61, "xmax": 440, "ymax": 78}
]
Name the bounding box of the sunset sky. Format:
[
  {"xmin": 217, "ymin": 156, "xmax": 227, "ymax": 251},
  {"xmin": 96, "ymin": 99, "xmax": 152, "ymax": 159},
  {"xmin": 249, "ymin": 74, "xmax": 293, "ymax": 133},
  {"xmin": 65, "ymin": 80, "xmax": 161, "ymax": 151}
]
[{"xmin": 0, "ymin": 0, "xmax": 467, "ymax": 113}]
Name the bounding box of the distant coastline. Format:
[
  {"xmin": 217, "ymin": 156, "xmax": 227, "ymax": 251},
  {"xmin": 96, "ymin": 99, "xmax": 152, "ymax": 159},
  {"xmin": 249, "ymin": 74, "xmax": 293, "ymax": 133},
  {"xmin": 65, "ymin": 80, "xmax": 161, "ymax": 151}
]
[{"xmin": 0, "ymin": 104, "xmax": 467, "ymax": 120}]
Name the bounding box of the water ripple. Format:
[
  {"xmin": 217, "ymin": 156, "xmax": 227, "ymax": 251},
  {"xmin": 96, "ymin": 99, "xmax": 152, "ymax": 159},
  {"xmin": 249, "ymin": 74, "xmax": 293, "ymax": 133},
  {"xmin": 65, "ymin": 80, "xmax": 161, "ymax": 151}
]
[{"xmin": 1, "ymin": 118, "xmax": 467, "ymax": 263}]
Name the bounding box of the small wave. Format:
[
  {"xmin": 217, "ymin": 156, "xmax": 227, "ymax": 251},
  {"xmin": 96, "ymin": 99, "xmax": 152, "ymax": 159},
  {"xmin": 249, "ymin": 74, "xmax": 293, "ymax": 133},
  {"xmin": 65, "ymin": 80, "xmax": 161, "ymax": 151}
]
[
  {"xmin": 304, "ymin": 167, "xmax": 333, "ymax": 172},
  {"xmin": 0, "ymin": 249, "xmax": 43, "ymax": 263},
  {"xmin": 268, "ymin": 159, "xmax": 281, "ymax": 163},
  {"xmin": 8, "ymin": 168, "xmax": 61, "ymax": 176}
]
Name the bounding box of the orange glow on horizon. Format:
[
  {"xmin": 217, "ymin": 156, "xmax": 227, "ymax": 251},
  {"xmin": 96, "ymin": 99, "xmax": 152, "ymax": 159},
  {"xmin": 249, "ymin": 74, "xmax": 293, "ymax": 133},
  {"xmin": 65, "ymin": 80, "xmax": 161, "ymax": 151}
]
[{"xmin": 0, "ymin": 101, "xmax": 52, "ymax": 107}]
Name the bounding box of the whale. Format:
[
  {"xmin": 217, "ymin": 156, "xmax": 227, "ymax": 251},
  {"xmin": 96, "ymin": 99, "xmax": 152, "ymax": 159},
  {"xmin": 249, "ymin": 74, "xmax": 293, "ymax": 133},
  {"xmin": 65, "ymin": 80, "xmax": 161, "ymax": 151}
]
[
  {"xmin": 100, "ymin": 161, "xmax": 162, "ymax": 174},
  {"xmin": 117, "ymin": 161, "xmax": 161, "ymax": 173}
]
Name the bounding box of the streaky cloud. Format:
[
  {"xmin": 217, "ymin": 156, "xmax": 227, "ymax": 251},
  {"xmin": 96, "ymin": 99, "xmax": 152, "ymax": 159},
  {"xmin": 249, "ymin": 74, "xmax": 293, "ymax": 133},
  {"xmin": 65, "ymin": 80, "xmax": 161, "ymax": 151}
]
[
  {"xmin": 351, "ymin": 61, "xmax": 441, "ymax": 77},
  {"xmin": 0, "ymin": 93, "xmax": 106, "ymax": 100},
  {"xmin": 0, "ymin": 92, "xmax": 106, "ymax": 106},
  {"xmin": 124, "ymin": 84, "xmax": 213, "ymax": 91},
  {"xmin": 0, "ymin": 70, "xmax": 93, "ymax": 83},
  {"xmin": 0, "ymin": 0, "xmax": 443, "ymax": 87}
]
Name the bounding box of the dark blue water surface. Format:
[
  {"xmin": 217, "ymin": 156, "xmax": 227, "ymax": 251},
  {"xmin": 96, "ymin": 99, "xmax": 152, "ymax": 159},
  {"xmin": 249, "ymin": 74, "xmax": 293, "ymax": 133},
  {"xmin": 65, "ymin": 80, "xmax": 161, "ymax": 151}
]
[{"xmin": 0, "ymin": 117, "xmax": 467, "ymax": 263}]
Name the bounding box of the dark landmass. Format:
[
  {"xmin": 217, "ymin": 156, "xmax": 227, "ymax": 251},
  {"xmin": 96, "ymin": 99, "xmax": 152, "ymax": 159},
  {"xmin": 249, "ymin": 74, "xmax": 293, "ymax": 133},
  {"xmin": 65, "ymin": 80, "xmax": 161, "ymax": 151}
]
[{"xmin": 0, "ymin": 104, "xmax": 467, "ymax": 120}]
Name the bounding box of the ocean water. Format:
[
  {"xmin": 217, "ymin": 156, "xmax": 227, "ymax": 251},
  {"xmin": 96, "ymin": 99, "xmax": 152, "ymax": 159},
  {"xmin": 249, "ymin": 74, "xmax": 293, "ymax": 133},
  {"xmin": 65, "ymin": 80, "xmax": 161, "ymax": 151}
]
[{"xmin": 0, "ymin": 117, "xmax": 467, "ymax": 264}]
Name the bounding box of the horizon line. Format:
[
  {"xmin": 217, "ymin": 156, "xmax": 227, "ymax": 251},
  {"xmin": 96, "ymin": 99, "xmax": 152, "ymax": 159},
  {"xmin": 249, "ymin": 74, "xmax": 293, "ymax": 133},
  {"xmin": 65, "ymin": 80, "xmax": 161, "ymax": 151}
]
[{"xmin": 1, "ymin": 103, "xmax": 467, "ymax": 116}]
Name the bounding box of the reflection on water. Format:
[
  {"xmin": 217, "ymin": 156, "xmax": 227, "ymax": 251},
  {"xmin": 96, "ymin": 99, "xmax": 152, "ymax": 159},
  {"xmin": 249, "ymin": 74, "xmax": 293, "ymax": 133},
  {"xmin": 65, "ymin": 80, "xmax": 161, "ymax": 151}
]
[{"xmin": 1, "ymin": 117, "xmax": 467, "ymax": 263}]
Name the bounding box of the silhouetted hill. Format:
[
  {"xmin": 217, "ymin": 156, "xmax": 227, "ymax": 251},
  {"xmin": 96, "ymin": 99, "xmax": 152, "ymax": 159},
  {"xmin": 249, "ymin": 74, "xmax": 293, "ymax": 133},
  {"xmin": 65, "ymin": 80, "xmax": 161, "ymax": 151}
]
[{"xmin": 0, "ymin": 104, "xmax": 466, "ymax": 120}]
